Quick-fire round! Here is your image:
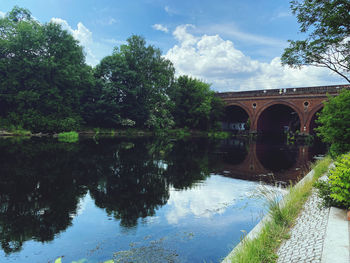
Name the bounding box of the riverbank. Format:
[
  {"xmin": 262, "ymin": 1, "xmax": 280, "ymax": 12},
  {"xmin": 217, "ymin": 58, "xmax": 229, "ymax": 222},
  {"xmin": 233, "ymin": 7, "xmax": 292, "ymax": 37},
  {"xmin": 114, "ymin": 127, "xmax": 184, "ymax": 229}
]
[
  {"xmin": 0, "ymin": 128, "xmax": 241, "ymax": 140},
  {"xmin": 222, "ymin": 157, "xmax": 336, "ymax": 263}
]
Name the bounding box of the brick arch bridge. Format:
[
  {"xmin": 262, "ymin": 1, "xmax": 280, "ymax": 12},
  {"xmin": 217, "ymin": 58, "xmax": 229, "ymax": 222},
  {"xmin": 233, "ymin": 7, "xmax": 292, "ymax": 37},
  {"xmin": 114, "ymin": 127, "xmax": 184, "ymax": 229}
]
[{"xmin": 217, "ymin": 84, "xmax": 350, "ymax": 135}]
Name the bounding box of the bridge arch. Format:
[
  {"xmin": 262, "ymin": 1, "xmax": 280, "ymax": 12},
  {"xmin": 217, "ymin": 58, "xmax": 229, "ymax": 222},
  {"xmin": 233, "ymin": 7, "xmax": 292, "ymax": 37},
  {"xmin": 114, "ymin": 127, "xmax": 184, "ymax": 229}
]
[
  {"xmin": 222, "ymin": 102, "xmax": 253, "ymax": 131},
  {"xmin": 306, "ymin": 103, "xmax": 324, "ymax": 135},
  {"xmin": 254, "ymin": 101, "xmax": 303, "ymax": 134}
]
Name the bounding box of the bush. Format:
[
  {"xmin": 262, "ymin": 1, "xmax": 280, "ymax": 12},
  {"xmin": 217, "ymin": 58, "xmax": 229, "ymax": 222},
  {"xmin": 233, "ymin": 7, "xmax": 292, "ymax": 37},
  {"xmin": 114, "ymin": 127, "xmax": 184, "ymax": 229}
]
[
  {"xmin": 314, "ymin": 180, "xmax": 342, "ymax": 207},
  {"xmin": 315, "ymin": 153, "xmax": 350, "ymax": 209},
  {"xmin": 328, "ymin": 153, "xmax": 350, "ymax": 208}
]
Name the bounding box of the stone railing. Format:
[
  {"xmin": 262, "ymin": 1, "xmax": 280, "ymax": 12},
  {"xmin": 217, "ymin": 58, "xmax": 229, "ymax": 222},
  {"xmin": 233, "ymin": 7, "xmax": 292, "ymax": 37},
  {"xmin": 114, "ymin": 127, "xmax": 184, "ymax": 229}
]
[{"xmin": 216, "ymin": 84, "xmax": 350, "ymax": 98}]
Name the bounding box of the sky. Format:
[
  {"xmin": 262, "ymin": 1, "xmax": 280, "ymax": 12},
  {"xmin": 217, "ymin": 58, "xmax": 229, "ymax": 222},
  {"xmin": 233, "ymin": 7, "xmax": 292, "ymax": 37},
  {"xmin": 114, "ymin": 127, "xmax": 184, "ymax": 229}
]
[{"xmin": 0, "ymin": 0, "xmax": 347, "ymax": 91}]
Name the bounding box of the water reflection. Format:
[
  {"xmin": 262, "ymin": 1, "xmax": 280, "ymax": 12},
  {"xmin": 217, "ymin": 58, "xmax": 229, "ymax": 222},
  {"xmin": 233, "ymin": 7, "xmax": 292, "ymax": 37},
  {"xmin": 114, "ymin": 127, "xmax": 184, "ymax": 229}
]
[
  {"xmin": 0, "ymin": 136, "xmax": 325, "ymax": 260},
  {"xmin": 214, "ymin": 138, "xmax": 325, "ymax": 185}
]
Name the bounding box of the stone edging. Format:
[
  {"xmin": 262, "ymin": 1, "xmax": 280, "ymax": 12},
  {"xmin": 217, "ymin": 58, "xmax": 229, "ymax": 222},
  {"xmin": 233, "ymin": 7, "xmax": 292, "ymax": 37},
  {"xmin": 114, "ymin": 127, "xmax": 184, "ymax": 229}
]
[{"xmin": 221, "ymin": 168, "xmax": 317, "ymax": 263}]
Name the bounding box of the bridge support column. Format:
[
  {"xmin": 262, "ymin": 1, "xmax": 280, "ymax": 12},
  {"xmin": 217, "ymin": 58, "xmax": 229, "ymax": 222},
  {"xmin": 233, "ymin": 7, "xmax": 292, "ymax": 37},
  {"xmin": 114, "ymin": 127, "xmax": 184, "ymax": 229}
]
[{"xmin": 300, "ymin": 124, "xmax": 310, "ymax": 135}]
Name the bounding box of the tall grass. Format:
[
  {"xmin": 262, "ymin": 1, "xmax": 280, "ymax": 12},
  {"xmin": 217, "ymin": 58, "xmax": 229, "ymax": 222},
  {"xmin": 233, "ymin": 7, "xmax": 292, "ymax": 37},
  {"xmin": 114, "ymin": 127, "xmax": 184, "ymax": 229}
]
[
  {"xmin": 227, "ymin": 157, "xmax": 332, "ymax": 263},
  {"xmin": 58, "ymin": 131, "xmax": 79, "ymax": 143}
]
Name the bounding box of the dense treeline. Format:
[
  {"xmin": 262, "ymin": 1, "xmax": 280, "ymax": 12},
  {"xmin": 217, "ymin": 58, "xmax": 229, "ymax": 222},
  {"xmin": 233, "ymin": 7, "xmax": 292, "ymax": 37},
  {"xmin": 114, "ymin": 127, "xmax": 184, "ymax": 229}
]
[{"xmin": 0, "ymin": 7, "xmax": 223, "ymax": 133}]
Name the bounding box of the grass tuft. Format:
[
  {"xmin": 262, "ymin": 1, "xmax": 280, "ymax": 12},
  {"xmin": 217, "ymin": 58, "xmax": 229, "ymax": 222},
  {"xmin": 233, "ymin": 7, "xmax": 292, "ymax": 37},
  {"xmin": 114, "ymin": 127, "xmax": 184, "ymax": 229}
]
[{"xmin": 58, "ymin": 131, "xmax": 79, "ymax": 143}]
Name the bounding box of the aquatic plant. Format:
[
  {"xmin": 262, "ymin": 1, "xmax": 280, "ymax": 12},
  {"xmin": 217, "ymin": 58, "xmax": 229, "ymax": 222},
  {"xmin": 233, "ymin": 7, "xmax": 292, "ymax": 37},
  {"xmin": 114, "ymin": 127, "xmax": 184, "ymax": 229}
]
[{"xmin": 57, "ymin": 131, "xmax": 79, "ymax": 143}]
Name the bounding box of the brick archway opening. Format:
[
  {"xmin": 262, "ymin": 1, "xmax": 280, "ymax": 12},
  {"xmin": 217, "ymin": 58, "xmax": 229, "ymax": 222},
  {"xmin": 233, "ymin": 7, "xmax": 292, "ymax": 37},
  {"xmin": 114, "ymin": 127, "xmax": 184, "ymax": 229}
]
[
  {"xmin": 257, "ymin": 104, "xmax": 301, "ymax": 134},
  {"xmin": 309, "ymin": 107, "xmax": 323, "ymax": 135},
  {"xmin": 222, "ymin": 105, "xmax": 250, "ymax": 131}
]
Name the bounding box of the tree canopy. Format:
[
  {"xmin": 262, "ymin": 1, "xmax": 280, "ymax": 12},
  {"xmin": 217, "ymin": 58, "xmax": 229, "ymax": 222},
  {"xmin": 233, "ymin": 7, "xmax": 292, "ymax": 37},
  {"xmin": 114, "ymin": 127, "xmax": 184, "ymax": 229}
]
[
  {"xmin": 170, "ymin": 76, "xmax": 224, "ymax": 130},
  {"xmin": 0, "ymin": 6, "xmax": 224, "ymax": 133},
  {"xmin": 316, "ymin": 89, "xmax": 350, "ymax": 156},
  {"xmin": 281, "ymin": 0, "xmax": 350, "ymax": 82},
  {"xmin": 93, "ymin": 35, "xmax": 176, "ymax": 130},
  {"xmin": 0, "ymin": 6, "xmax": 93, "ymax": 132}
]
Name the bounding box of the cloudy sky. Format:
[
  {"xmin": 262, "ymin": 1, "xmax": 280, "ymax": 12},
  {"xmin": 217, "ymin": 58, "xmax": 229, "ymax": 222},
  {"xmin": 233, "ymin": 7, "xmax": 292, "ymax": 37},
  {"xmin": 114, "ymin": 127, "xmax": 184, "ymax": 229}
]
[{"xmin": 0, "ymin": 0, "xmax": 346, "ymax": 91}]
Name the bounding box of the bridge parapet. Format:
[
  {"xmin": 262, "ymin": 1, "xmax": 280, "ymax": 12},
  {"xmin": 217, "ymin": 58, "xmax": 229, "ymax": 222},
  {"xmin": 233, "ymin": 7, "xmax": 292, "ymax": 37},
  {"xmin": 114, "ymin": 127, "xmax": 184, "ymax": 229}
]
[
  {"xmin": 217, "ymin": 84, "xmax": 350, "ymax": 135},
  {"xmin": 216, "ymin": 84, "xmax": 350, "ymax": 98}
]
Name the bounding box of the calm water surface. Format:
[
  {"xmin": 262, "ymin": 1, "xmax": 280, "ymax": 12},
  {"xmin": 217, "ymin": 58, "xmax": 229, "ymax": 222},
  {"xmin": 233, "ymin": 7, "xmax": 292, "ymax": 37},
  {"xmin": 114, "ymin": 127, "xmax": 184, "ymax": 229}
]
[{"xmin": 0, "ymin": 137, "xmax": 326, "ymax": 263}]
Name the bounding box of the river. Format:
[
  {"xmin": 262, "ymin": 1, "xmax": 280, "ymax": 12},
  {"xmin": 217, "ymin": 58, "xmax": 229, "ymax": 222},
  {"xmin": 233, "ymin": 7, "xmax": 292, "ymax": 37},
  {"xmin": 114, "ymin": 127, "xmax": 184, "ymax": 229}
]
[{"xmin": 0, "ymin": 136, "xmax": 326, "ymax": 263}]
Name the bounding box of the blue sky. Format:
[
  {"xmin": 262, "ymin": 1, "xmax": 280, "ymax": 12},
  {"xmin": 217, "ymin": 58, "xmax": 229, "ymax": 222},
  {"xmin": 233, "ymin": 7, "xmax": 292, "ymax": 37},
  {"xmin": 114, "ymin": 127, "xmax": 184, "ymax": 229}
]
[{"xmin": 0, "ymin": 0, "xmax": 346, "ymax": 91}]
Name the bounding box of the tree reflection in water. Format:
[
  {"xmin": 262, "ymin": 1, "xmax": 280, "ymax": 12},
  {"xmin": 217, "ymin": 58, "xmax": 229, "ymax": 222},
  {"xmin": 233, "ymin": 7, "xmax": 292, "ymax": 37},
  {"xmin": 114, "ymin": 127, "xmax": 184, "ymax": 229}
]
[
  {"xmin": 0, "ymin": 136, "xmax": 325, "ymax": 255},
  {"xmin": 0, "ymin": 137, "xmax": 219, "ymax": 254}
]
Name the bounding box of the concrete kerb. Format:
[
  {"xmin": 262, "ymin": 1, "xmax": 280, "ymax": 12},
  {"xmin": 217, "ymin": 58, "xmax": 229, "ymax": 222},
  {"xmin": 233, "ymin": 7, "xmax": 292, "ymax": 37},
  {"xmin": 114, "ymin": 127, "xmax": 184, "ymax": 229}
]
[
  {"xmin": 321, "ymin": 207, "xmax": 349, "ymax": 263},
  {"xmin": 221, "ymin": 168, "xmax": 317, "ymax": 263}
]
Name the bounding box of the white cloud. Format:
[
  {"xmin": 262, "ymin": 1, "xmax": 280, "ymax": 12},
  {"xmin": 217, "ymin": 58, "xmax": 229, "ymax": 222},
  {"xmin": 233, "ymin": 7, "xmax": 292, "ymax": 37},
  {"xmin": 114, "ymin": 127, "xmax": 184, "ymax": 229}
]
[
  {"xmin": 202, "ymin": 23, "xmax": 286, "ymax": 47},
  {"xmin": 108, "ymin": 18, "xmax": 117, "ymax": 25},
  {"xmin": 96, "ymin": 17, "xmax": 117, "ymax": 26},
  {"xmin": 165, "ymin": 24, "xmax": 345, "ymax": 91},
  {"xmin": 165, "ymin": 175, "xmax": 281, "ymax": 225},
  {"xmin": 101, "ymin": 38, "xmax": 126, "ymax": 45},
  {"xmin": 51, "ymin": 18, "xmax": 92, "ymax": 47},
  {"xmin": 164, "ymin": 6, "xmax": 178, "ymax": 15},
  {"xmin": 51, "ymin": 18, "xmax": 99, "ymax": 65},
  {"xmin": 0, "ymin": 11, "xmax": 5, "ymax": 18},
  {"xmin": 152, "ymin": 24, "xmax": 169, "ymax": 33},
  {"xmin": 275, "ymin": 11, "xmax": 292, "ymax": 19}
]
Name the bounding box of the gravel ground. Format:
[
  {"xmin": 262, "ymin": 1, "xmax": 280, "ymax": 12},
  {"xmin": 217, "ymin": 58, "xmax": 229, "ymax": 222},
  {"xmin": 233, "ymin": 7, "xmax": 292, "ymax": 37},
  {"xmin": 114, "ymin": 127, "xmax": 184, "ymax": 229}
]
[{"xmin": 276, "ymin": 189, "xmax": 330, "ymax": 263}]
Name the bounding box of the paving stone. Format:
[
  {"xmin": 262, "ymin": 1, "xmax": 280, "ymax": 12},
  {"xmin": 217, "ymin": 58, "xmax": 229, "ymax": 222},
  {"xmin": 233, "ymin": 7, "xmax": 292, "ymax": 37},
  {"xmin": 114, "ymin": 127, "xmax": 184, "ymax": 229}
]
[{"xmin": 276, "ymin": 189, "xmax": 330, "ymax": 263}]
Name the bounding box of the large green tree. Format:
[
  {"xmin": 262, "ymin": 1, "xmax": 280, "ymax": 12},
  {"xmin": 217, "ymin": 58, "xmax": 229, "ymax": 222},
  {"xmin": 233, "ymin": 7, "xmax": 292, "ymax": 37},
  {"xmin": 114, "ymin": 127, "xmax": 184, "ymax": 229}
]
[
  {"xmin": 94, "ymin": 35, "xmax": 175, "ymax": 129},
  {"xmin": 281, "ymin": 0, "xmax": 350, "ymax": 82},
  {"xmin": 316, "ymin": 89, "xmax": 350, "ymax": 156},
  {"xmin": 0, "ymin": 6, "xmax": 93, "ymax": 132},
  {"xmin": 170, "ymin": 76, "xmax": 224, "ymax": 130}
]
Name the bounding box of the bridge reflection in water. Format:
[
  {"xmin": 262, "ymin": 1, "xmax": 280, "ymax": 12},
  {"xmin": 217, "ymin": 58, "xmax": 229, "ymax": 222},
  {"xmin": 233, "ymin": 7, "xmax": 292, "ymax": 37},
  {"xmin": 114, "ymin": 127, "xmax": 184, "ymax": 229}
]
[{"xmin": 213, "ymin": 138, "xmax": 325, "ymax": 186}]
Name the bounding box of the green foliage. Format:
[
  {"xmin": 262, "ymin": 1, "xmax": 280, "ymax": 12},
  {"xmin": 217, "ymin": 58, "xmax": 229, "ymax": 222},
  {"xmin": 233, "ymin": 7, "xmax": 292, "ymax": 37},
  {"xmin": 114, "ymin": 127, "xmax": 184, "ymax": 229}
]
[
  {"xmin": 0, "ymin": 120, "xmax": 31, "ymax": 136},
  {"xmin": 316, "ymin": 89, "xmax": 350, "ymax": 156},
  {"xmin": 166, "ymin": 128, "xmax": 191, "ymax": 139},
  {"xmin": 282, "ymin": 0, "xmax": 350, "ymax": 82},
  {"xmin": 327, "ymin": 153, "xmax": 350, "ymax": 208},
  {"xmin": 170, "ymin": 76, "xmax": 224, "ymax": 130},
  {"xmin": 0, "ymin": 6, "xmax": 223, "ymax": 133},
  {"xmin": 314, "ymin": 180, "xmax": 342, "ymax": 207},
  {"xmin": 311, "ymin": 156, "xmax": 332, "ymax": 179},
  {"xmin": 93, "ymin": 35, "xmax": 175, "ymax": 130},
  {"xmin": 58, "ymin": 131, "xmax": 79, "ymax": 143},
  {"xmin": 207, "ymin": 131, "xmax": 230, "ymax": 139},
  {"xmin": 0, "ymin": 6, "xmax": 93, "ymax": 132}
]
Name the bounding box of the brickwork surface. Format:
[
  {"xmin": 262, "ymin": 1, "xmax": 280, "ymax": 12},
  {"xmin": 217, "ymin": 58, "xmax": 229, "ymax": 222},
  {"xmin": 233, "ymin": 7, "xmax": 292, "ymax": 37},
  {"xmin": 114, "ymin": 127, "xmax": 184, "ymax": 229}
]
[{"xmin": 277, "ymin": 190, "xmax": 330, "ymax": 263}]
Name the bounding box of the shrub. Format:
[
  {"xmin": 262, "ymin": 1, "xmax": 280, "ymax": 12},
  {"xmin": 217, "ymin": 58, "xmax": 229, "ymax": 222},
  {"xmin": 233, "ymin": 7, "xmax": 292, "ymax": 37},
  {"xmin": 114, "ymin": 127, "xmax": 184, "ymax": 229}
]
[
  {"xmin": 314, "ymin": 180, "xmax": 342, "ymax": 207},
  {"xmin": 327, "ymin": 153, "xmax": 350, "ymax": 208}
]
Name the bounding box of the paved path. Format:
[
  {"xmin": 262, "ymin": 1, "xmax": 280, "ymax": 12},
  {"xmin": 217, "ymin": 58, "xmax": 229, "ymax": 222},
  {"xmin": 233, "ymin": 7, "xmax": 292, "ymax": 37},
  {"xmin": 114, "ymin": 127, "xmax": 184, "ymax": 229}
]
[
  {"xmin": 223, "ymin": 169, "xmax": 349, "ymax": 263},
  {"xmin": 277, "ymin": 189, "xmax": 329, "ymax": 263}
]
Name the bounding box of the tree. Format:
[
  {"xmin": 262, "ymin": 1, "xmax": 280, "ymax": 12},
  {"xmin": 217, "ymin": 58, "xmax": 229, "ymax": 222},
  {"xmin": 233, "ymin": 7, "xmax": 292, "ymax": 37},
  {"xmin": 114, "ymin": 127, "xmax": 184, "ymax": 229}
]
[
  {"xmin": 281, "ymin": 0, "xmax": 350, "ymax": 82},
  {"xmin": 316, "ymin": 89, "xmax": 350, "ymax": 156},
  {"xmin": 94, "ymin": 35, "xmax": 175, "ymax": 129},
  {"xmin": 170, "ymin": 76, "xmax": 224, "ymax": 130},
  {"xmin": 0, "ymin": 6, "xmax": 93, "ymax": 132}
]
